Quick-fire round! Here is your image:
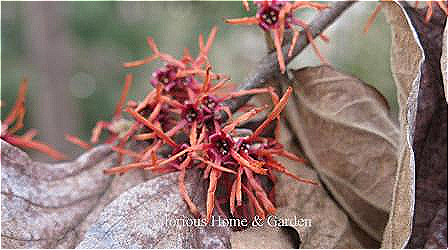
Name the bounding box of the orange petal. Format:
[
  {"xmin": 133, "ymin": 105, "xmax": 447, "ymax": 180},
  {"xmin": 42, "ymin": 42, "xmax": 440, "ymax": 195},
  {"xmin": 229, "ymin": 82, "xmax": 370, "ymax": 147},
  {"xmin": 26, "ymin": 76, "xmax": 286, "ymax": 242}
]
[
  {"xmin": 113, "ymin": 73, "xmax": 133, "ymax": 120},
  {"xmin": 249, "ymin": 87, "xmax": 292, "ymax": 140},
  {"xmin": 4, "ymin": 79, "xmax": 28, "ymax": 127},
  {"xmin": 104, "ymin": 161, "xmax": 151, "ymax": 175},
  {"xmin": 206, "ymin": 169, "xmax": 221, "ymax": 223},
  {"xmin": 178, "ymin": 158, "xmax": 201, "ymax": 218},
  {"xmin": 65, "ymin": 133, "xmax": 92, "ymax": 150},
  {"xmin": 224, "ymin": 17, "xmax": 259, "ymax": 25},
  {"xmin": 5, "ymin": 135, "xmax": 67, "ymax": 160},
  {"xmin": 126, "ymin": 108, "xmax": 177, "ymax": 147},
  {"xmin": 244, "ymin": 168, "xmax": 276, "ymax": 214},
  {"xmin": 273, "ymin": 29, "xmax": 286, "ymax": 73},
  {"xmin": 364, "ymin": 4, "xmax": 383, "ymax": 33}
]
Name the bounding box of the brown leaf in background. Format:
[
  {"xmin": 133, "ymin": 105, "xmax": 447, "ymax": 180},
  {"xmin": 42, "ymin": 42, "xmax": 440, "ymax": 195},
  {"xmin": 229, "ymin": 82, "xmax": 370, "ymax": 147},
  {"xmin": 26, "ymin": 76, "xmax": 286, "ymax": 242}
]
[
  {"xmin": 434, "ymin": 18, "xmax": 448, "ymax": 250},
  {"xmin": 275, "ymin": 126, "xmax": 380, "ymax": 248},
  {"xmin": 282, "ymin": 65, "xmax": 400, "ymax": 243},
  {"xmin": 398, "ymin": 3, "xmax": 447, "ymax": 248},
  {"xmin": 1, "ymin": 140, "xmax": 150, "ymax": 248},
  {"xmin": 442, "ymin": 22, "xmax": 448, "ymax": 104},
  {"xmin": 424, "ymin": 207, "xmax": 447, "ymax": 248},
  {"xmin": 381, "ymin": 2, "xmax": 423, "ymax": 248},
  {"xmin": 231, "ymin": 224, "xmax": 298, "ymax": 249},
  {"xmin": 75, "ymin": 156, "xmax": 148, "ymax": 244},
  {"xmin": 230, "ymin": 123, "xmax": 379, "ymax": 249},
  {"xmin": 1, "ymin": 140, "xmax": 115, "ymax": 248},
  {"xmin": 1, "ymin": 139, "xmax": 230, "ymax": 249},
  {"xmin": 77, "ymin": 170, "xmax": 230, "ymax": 249}
]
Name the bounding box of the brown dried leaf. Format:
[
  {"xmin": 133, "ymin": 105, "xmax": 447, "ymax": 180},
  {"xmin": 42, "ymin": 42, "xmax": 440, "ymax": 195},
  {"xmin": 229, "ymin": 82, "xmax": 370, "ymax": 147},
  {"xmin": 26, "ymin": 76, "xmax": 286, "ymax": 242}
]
[
  {"xmin": 424, "ymin": 206, "xmax": 447, "ymax": 248},
  {"xmin": 276, "ymin": 125, "xmax": 380, "ymax": 248},
  {"xmin": 283, "ymin": 65, "xmax": 400, "ymax": 243},
  {"xmin": 1, "ymin": 139, "xmax": 229, "ymax": 248},
  {"xmin": 381, "ymin": 2, "xmax": 423, "ymax": 248},
  {"xmin": 76, "ymin": 162, "xmax": 148, "ymax": 241},
  {"xmin": 442, "ymin": 22, "xmax": 448, "ymax": 104},
  {"xmin": 230, "ymin": 122, "xmax": 378, "ymax": 248},
  {"xmin": 230, "ymin": 224, "xmax": 298, "ymax": 249},
  {"xmin": 389, "ymin": 3, "xmax": 447, "ymax": 248},
  {"xmin": 77, "ymin": 170, "xmax": 230, "ymax": 248},
  {"xmin": 1, "ymin": 139, "xmax": 115, "ymax": 248},
  {"xmin": 1, "ymin": 140, "xmax": 149, "ymax": 248}
]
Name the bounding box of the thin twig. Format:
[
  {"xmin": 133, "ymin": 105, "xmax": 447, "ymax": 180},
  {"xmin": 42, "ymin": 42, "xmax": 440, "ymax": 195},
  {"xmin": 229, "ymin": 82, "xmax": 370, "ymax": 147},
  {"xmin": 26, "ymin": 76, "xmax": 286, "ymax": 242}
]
[{"xmin": 222, "ymin": 1, "xmax": 356, "ymax": 117}]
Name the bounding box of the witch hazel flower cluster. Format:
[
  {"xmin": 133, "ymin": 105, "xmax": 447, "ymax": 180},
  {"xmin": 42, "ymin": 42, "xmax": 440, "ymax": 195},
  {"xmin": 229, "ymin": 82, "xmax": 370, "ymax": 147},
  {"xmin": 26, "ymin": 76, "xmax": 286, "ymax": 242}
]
[{"xmin": 67, "ymin": 26, "xmax": 317, "ymax": 224}]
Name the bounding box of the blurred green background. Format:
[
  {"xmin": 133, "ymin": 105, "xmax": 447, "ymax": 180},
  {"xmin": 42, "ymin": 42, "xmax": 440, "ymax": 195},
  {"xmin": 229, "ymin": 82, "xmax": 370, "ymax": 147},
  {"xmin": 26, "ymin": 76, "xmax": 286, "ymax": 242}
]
[{"xmin": 1, "ymin": 1, "xmax": 397, "ymax": 161}]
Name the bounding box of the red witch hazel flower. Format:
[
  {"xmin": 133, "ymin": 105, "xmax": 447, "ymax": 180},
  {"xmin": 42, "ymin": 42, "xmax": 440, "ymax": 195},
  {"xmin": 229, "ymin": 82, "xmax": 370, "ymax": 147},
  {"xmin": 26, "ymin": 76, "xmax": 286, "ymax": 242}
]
[
  {"xmin": 1, "ymin": 79, "xmax": 67, "ymax": 160},
  {"xmin": 123, "ymin": 26, "xmax": 225, "ymax": 102},
  {"xmin": 73, "ymin": 26, "xmax": 317, "ymax": 225},
  {"xmin": 225, "ymin": 0, "xmax": 329, "ymax": 73}
]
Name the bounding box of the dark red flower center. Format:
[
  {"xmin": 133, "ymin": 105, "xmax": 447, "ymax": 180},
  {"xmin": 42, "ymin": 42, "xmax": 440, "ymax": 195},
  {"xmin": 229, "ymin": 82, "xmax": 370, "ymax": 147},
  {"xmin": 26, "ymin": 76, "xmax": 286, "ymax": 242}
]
[
  {"xmin": 179, "ymin": 76, "xmax": 192, "ymax": 86},
  {"xmin": 182, "ymin": 104, "xmax": 201, "ymax": 123},
  {"xmin": 159, "ymin": 68, "xmax": 177, "ymax": 84},
  {"xmin": 210, "ymin": 131, "xmax": 234, "ymax": 158},
  {"xmin": 259, "ymin": 6, "xmax": 280, "ymax": 27},
  {"xmin": 151, "ymin": 64, "xmax": 180, "ymax": 91},
  {"xmin": 202, "ymin": 95, "xmax": 218, "ymax": 110},
  {"xmin": 216, "ymin": 139, "xmax": 231, "ymax": 155},
  {"xmin": 238, "ymin": 141, "xmax": 250, "ymax": 155}
]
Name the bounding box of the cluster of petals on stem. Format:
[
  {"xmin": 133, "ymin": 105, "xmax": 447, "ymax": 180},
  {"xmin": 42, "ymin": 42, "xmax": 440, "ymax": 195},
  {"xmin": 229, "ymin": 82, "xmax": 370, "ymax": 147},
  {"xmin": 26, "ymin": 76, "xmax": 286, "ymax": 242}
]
[{"xmin": 69, "ymin": 26, "xmax": 317, "ymax": 225}]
